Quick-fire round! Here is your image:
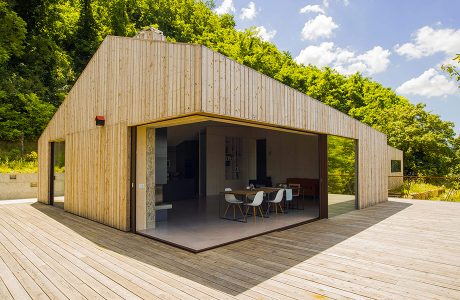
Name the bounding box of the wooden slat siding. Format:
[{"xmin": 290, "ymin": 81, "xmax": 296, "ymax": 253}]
[
  {"xmin": 37, "ymin": 136, "xmax": 49, "ymax": 203},
  {"xmin": 39, "ymin": 36, "xmax": 394, "ymax": 230},
  {"xmin": 225, "ymin": 57, "xmax": 230, "ymax": 116},
  {"xmin": 185, "ymin": 44, "xmax": 191, "ymax": 113},
  {"xmin": 194, "ymin": 45, "xmax": 202, "ymax": 112},
  {"xmin": 388, "ymin": 145, "xmax": 403, "ymax": 173},
  {"xmin": 38, "ymin": 37, "xmax": 204, "ymax": 230},
  {"xmin": 199, "ymin": 46, "xmax": 388, "ymax": 208},
  {"xmin": 388, "ymin": 146, "xmax": 404, "ymax": 190}
]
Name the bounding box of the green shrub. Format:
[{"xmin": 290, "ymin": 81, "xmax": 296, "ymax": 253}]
[{"xmin": 0, "ymin": 157, "xmax": 38, "ymax": 173}]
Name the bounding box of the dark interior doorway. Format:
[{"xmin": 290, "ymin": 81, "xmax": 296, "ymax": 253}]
[
  {"xmin": 162, "ymin": 128, "xmax": 200, "ymax": 202},
  {"xmin": 256, "ymin": 139, "xmax": 267, "ymax": 182}
]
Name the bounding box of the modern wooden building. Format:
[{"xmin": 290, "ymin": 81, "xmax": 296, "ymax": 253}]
[{"xmin": 38, "ymin": 29, "xmax": 403, "ymax": 250}]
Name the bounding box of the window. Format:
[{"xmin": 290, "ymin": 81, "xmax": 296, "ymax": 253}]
[{"xmin": 391, "ymin": 160, "xmax": 401, "ymax": 173}]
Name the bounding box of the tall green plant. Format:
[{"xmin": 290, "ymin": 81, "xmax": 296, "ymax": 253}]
[{"xmin": 0, "ymin": 0, "xmax": 458, "ymax": 177}]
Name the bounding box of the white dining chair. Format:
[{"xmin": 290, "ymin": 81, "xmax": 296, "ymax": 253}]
[
  {"xmin": 224, "ymin": 188, "xmax": 244, "ymax": 220},
  {"xmin": 266, "ymin": 188, "xmax": 285, "ymax": 216},
  {"xmin": 243, "ymin": 191, "xmax": 265, "ymax": 222}
]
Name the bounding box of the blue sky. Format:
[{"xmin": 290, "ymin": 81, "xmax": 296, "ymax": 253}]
[{"xmin": 213, "ymin": 0, "xmax": 460, "ymax": 134}]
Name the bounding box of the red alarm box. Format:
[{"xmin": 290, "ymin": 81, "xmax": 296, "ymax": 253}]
[{"xmin": 95, "ymin": 116, "xmax": 105, "ymax": 126}]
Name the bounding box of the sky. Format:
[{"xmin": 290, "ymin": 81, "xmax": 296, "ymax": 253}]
[{"xmin": 213, "ymin": 0, "xmax": 460, "ymax": 134}]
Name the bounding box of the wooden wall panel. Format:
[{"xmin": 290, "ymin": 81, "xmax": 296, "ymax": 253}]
[
  {"xmin": 388, "ymin": 146, "xmax": 404, "ymax": 190},
  {"xmin": 388, "ymin": 146, "xmax": 403, "ymax": 170},
  {"xmin": 64, "ymin": 124, "xmax": 129, "ymax": 230},
  {"xmin": 200, "ymin": 46, "xmax": 388, "ymax": 208},
  {"xmin": 38, "ymin": 37, "xmax": 203, "ymax": 230},
  {"xmin": 38, "ymin": 36, "xmax": 395, "ymax": 231},
  {"xmin": 37, "ymin": 135, "xmax": 49, "ymax": 203},
  {"xmin": 200, "ymin": 47, "xmax": 361, "ymax": 140}
]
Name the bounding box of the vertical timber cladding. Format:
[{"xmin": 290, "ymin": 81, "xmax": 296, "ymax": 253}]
[
  {"xmin": 38, "ymin": 36, "xmax": 391, "ymax": 231},
  {"xmin": 356, "ymin": 126, "xmax": 388, "ymax": 208},
  {"xmin": 37, "ymin": 101, "xmax": 66, "ymax": 204},
  {"xmin": 37, "ymin": 135, "xmax": 50, "ymax": 203},
  {"xmin": 388, "ymin": 145, "xmax": 404, "ymax": 190},
  {"xmin": 200, "ymin": 46, "xmax": 389, "ymax": 208},
  {"xmin": 38, "ymin": 36, "xmax": 203, "ymax": 230}
]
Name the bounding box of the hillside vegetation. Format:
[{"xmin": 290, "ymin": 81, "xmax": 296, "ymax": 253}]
[{"xmin": 1, "ymin": 0, "xmax": 459, "ymax": 175}]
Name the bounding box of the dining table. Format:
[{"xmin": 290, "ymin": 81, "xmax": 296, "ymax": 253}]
[
  {"xmin": 220, "ymin": 187, "xmax": 283, "ymax": 221},
  {"xmin": 222, "ymin": 187, "xmax": 281, "ymax": 201}
]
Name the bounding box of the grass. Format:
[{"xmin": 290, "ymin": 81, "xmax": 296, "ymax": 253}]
[
  {"xmin": 408, "ymin": 182, "xmax": 441, "ymax": 194},
  {"xmin": 0, "ymin": 159, "xmax": 65, "ymax": 174},
  {"xmin": 0, "ymin": 158, "xmax": 38, "ymax": 173},
  {"xmin": 390, "ymin": 180, "xmax": 460, "ymax": 202},
  {"xmin": 432, "ymin": 190, "xmax": 460, "ymax": 202},
  {"xmin": 0, "ymin": 151, "xmax": 64, "ymax": 174}
]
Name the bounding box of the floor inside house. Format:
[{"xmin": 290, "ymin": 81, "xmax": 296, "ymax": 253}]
[{"xmin": 138, "ymin": 195, "xmax": 320, "ymax": 251}]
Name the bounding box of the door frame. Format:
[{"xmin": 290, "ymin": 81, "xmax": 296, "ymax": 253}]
[
  {"xmin": 318, "ymin": 134, "xmax": 328, "ymax": 219},
  {"xmin": 48, "ymin": 142, "xmax": 55, "ymax": 205},
  {"xmin": 130, "ymin": 126, "xmax": 137, "ymax": 233}
]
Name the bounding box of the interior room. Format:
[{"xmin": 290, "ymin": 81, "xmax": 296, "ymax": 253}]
[{"xmin": 136, "ymin": 121, "xmax": 321, "ymax": 251}]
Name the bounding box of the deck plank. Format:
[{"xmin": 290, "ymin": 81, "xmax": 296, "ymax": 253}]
[{"xmin": 0, "ymin": 199, "xmax": 459, "ymax": 299}]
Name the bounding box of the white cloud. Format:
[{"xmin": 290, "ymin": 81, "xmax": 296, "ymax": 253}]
[
  {"xmin": 214, "ymin": 0, "xmax": 235, "ymax": 15},
  {"xmin": 255, "ymin": 26, "xmax": 277, "ymax": 42},
  {"xmin": 395, "ymin": 26, "xmax": 460, "ymax": 59},
  {"xmin": 295, "ymin": 42, "xmax": 338, "ymax": 67},
  {"xmin": 301, "ymin": 14, "xmax": 338, "ymax": 40},
  {"xmin": 356, "ymin": 46, "xmax": 391, "ymax": 74},
  {"xmin": 321, "ymin": 0, "xmax": 349, "ymax": 8},
  {"xmin": 294, "ymin": 42, "xmax": 391, "ymax": 75},
  {"xmin": 299, "ymin": 4, "xmax": 325, "ymax": 14},
  {"xmin": 396, "ymin": 68, "xmax": 458, "ymax": 98},
  {"xmin": 240, "ymin": 2, "xmax": 257, "ymax": 20}
]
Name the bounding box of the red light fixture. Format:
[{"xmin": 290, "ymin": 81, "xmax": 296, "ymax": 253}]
[{"xmin": 95, "ymin": 116, "xmax": 105, "ymax": 126}]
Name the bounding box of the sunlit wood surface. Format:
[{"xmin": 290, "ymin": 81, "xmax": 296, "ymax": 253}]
[
  {"xmin": 1, "ymin": 198, "xmax": 459, "ymax": 299},
  {"xmin": 38, "ymin": 36, "xmax": 391, "ymax": 231}
]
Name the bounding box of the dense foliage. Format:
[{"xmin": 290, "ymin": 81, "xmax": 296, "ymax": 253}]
[
  {"xmin": 0, "ymin": 0, "xmax": 459, "ymax": 175},
  {"xmin": 328, "ymin": 136, "xmax": 355, "ymax": 194}
]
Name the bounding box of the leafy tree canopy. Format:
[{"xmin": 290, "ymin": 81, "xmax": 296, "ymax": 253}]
[{"xmin": 0, "ymin": 0, "xmax": 458, "ymax": 176}]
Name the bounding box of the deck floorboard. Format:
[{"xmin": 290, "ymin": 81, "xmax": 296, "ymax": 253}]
[{"xmin": 0, "ymin": 199, "xmax": 459, "ymax": 299}]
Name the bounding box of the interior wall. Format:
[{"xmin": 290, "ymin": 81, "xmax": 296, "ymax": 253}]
[
  {"xmin": 206, "ymin": 125, "xmax": 318, "ymax": 195},
  {"xmin": 266, "ymin": 132, "xmax": 318, "ymax": 185}
]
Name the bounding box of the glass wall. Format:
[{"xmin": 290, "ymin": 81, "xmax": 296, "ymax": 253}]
[
  {"xmin": 53, "ymin": 141, "xmax": 65, "ymax": 208},
  {"xmin": 327, "ymin": 135, "xmax": 357, "ymax": 217}
]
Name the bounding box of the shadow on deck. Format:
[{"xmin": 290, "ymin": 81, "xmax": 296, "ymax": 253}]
[{"xmin": 31, "ymin": 200, "xmax": 412, "ymax": 296}]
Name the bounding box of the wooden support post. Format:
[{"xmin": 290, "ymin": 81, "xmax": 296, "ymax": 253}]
[
  {"xmin": 319, "ymin": 134, "xmax": 328, "ymax": 219},
  {"xmin": 130, "ymin": 127, "xmax": 137, "ymax": 233},
  {"xmin": 48, "ymin": 142, "xmax": 55, "ymax": 205}
]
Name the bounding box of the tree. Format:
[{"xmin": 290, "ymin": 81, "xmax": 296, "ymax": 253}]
[
  {"xmin": 0, "ymin": 1, "xmax": 26, "ymax": 67},
  {"xmin": 441, "ymin": 54, "xmax": 460, "ymax": 85},
  {"xmin": 0, "ymin": 0, "xmax": 458, "ymax": 176},
  {"xmin": 373, "ymin": 103, "xmax": 457, "ymax": 176},
  {"xmin": 70, "ymin": 0, "xmax": 99, "ymax": 73}
]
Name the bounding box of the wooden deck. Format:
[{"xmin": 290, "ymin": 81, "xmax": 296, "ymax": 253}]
[{"xmin": 0, "ymin": 199, "xmax": 459, "ymax": 299}]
